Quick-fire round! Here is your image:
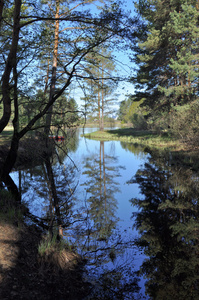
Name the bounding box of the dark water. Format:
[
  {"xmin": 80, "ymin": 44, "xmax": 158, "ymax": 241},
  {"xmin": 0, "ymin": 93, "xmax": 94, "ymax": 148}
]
[{"xmin": 11, "ymin": 128, "xmax": 199, "ymax": 299}]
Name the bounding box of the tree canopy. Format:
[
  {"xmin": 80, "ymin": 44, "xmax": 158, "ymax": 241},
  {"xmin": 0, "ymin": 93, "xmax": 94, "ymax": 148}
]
[
  {"xmin": 118, "ymin": 0, "xmax": 199, "ymax": 138},
  {"xmin": 0, "ymin": 0, "xmax": 136, "ymax": 195}
]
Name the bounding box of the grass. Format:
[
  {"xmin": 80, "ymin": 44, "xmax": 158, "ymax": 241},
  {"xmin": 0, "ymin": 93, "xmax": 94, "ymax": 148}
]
[
  {"xmin": 0, "ymin": 125, "xmax": 13, "ymax": 145},
  {"xmin": 38, "ymin": 233, "xmax": 62, "ymax": 256},
  {"xmin": 0, "ymin": 190, "xmax": 23, "ymax": 225},
  {"xmin": 83, "ymin": 128, "xmax": 183, "ymax": 150},
  {"xmin": 38, "ymin": 232, "xmax": 73, "ymax": 257}
]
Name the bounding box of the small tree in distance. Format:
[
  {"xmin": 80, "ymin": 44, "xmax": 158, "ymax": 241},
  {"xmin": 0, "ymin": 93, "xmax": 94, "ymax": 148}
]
[{"xmin": 81, "ymin": 47, "xmax": 118, "ymax": 130}]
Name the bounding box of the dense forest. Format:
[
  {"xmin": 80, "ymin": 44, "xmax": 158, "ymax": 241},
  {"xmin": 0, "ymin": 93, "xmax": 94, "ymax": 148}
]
[{"xmin": 119, "ymin": 0, "xmax": 199, "ymax": 145}]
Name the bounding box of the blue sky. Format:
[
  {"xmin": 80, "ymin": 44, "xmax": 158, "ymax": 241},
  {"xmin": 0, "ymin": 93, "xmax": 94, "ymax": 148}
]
[{"xmin": 74, "ymin": 0, "xmax": 137, "ymax": 111}]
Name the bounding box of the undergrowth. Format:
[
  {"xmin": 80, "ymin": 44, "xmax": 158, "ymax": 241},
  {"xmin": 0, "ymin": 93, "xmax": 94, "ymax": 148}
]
[{"xmin": 0, "ymin": 190, "xmax": 23, "ymax": 225}]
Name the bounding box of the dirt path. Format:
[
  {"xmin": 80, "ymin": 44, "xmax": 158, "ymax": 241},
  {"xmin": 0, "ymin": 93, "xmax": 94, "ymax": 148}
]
[{"xmin": 0, "ymin": 224, "xmax": 20, "ymax": 282}]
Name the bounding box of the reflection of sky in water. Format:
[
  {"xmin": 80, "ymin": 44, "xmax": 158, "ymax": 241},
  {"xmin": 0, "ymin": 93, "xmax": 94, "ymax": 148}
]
[
  {"xmin": 10, "ymin": 171, "xmax": 47, "ymax": 217},
  {"xmin": 66, "ymin": 129, "xmax": 149, "ymax": 298},
  {"xmin": 11, "ymin": 128, "xmax": 149, "ymax": 299}
]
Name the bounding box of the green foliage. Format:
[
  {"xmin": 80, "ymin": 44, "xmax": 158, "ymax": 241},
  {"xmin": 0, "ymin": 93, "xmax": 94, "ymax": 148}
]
[
  {"xmin": 0, "ymin": 0, "xmax": 132, "ymax": 141},
  {"xmin": 133, "ymin": 0, "xmax": 199, "ymax": 140},
  {"xmin": 38, "ymin": 232, "xmax": 69, "ymax": 257},
  {"xmin": 130, "ymin": 150, "xmax": 199, "ymax": 299},
  {"xmin": 81, "ymin": 47, "xmax": 118, "ymax": 130},
  {"xmin": 169, "ymin": 101, "xmax": 199, "ymax": 143},
  {"xmin": 130, "ymin": 112, "xmax": 147, "ymax": 129},
  {"xmin": 0, "ymin": 190, "xmax": 23, "ymax": 224},
  {"xmin": 163, "ymin": 3, "xmax": 199, "ymax": 101},
  {"xmin": 118, "ymin": 95, "xmax": 147, "ymax": 129},
  {"xmin": 53, "ymin": 96, "xmax": 80, "ymax": 130}
]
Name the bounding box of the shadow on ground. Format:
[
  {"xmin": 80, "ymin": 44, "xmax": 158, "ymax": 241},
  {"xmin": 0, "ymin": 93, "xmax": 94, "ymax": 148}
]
[{"xmin": 0, "ymin": 223, "xmax": 90, "ymax": 300}]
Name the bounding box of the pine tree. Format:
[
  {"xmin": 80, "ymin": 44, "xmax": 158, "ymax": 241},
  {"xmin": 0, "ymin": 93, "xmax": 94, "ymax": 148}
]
[
  {"xmin": 133, "ymin": 0, "xmax": 199, "ymax": 128},
  {"xmin": 82, "ymin": 47, "xmax": 117, "ymax": 130},
  {"xmin": 164, "ymin": 2, "xmax": 199, "ymax": 103}
]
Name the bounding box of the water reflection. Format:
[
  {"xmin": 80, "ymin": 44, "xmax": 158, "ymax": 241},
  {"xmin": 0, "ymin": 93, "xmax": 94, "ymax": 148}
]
[
  {"xmin": 16, "ymin": 130, "xmax": 79, "ymax": 232},
  {"xmin": 81, "ymin": 141, "xmax": 121, "ymax": 242},
  {"xmin": 11, "ymin": 129, "xmax": 150, "ymax": 299},
  {"xmin": 11, "ymin": 128, "xmax": 199, "ymax": 299},
  {"xmin": 120, "ymin": 142, "xmax": 148, "ymax": 160},
  {"xmin": 129, "ymin": 150, "xmax": 199, "ymax": 299},
  {"xmin": 67, "ymin": 139, "xmax": 141, "ymax": 299}
]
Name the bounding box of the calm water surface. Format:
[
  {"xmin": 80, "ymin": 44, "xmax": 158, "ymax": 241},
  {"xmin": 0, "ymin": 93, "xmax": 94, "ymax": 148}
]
[
  {"xmin": 67, "ymin": 128, "xmax": 149, "ymax": 298},
  {"xmin": 11, "ymin": 128, "xmax": 199, "ymax": 299}
]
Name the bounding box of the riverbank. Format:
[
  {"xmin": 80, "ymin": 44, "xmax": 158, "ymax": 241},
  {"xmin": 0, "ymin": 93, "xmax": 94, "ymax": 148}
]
[
  {"xmin": 0, "ymin": 192, "xmax": 90, "ymax": 300},
  {"xmin": 83, "ymin": 128, "xmax": 191, "ymax": 151}
]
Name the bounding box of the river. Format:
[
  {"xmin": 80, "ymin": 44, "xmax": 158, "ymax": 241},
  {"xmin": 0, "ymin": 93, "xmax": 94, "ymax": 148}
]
[{"xmin": 11, "ymin": 128, "xmax": 199, "ymax": 299}]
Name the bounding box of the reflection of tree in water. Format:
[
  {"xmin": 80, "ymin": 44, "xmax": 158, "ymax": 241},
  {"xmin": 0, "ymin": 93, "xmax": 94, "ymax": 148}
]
[
  {"xmin": 129, "ymin": 150, "xmax": 199, "ymax": 299},
  {"xmin": 19, "ymin": 133, "xmax": 79, "ymax": 239},
  {"xmin": 21, "ymin": 158, "xmax": 76, "ymax": 235},
  {"xmin": 53, "ymin": 128, "xmax": 80, "ymax": 163},
  {"xmin": 18, "ymin": 138, "xmax": 141, "ymax": 299},
  {"xmin": 76, "ymin": 141, "xmax": 141, "ymax": 299},
  {"xmin": 120, "ymin": 142, "xmax": 148, "ymax": 159},
  {"xmin": 81, "ymin": 141, "xmax": 120, "ymax": 242}
]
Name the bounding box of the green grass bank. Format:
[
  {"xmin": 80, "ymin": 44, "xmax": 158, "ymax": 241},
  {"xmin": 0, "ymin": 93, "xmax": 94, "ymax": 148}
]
[{"xmin": 83, "ymin": 128, "xmax": 185, "ymax": 150}]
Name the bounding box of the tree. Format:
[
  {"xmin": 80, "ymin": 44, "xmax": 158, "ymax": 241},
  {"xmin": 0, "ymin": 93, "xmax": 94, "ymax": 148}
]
[
  {"xmin": 163, "ymin": 2, "xmax": 199, "ymax": 102},
  {"xmin": 0, "ymin": 0, "xmax": 22, "ymax": 132},
  {"xmin": 0, "ymin": 0, "xmax": 136, "ymax": 198},
  {"xmin": 44, "ymin": 0, "xmax": 60, "ymax": 140},
  {"xmin": 132, "ymin": 0, "xmax": 199, "ymax": 131},
  {"xmin": 118, "ymin": 95, "xmax": 147, "ymax": 128},
  {"xmin": 81, "ymin": 47, "xmax": 118, "ymax": 130}
]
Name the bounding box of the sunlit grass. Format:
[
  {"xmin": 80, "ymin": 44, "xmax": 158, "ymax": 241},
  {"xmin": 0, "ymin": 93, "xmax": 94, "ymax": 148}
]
[
  {"xmin": 83, "ymin": 128, "xmax": 183, "ymax": 150},
  {"xmin": 0, "ymin": 126, "xmax": 13, "ymax": 144}
]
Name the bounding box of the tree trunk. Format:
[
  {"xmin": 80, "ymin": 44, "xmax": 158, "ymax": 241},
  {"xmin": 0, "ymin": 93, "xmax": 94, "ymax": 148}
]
[
  {"xmin": 98, "ymin": 85, "xmax": 101, "ymax": 129},
  {"xmin": 2, "ymin": 174, "xmax": 20, "ymax": 204},
  {"xmin": 0, "ymin": 0, "xmax": 21, "ymax": 133},
  {"xmin": 45, "ymin": 0, "xmax": 60, "ymax": 140},
  {"xmin": 1, "ymin": 134, "xmax": 21, "ymax": 202},
  {"xmin": 0, "ymin": 51, "xmax": 21, "ymax": 202},
  {"xmin": 45, "ymin": 156, "xmax": 63, "ymax": 240},
  {"xmin": 0, "ymin": 0, "xmax": 4, "ymax": 30},
  {"xmin": 101, "ymin": 66, "xmax": 104, "ymax": 131}
]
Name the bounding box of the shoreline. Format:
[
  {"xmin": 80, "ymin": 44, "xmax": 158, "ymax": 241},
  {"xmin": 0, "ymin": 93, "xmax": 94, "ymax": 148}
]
[{"xmin": 82, "ymin": 128, "xmax": 196, "ymax": 152}]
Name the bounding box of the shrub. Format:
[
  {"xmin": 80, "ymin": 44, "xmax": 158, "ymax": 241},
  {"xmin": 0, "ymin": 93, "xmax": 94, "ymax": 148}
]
[
  {"xmin": 170, "ymin": 101, "xmax": 199, "ymax": 145},
  {"xmin": 130, "ymin": 112, "xmax": 148, "ymax": 130}
]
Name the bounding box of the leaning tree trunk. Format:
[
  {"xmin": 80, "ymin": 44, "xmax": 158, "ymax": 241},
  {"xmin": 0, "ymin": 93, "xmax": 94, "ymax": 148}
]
[
  {"xmin": 0, "ymin": 46, "xmax": 21, "ymax": 202},
  {"xmin": 1, "ymin": 134, "xmax": 21, "ymax": 202},
  {"xmin": 0, "ymin": 0, "xmax": 21, "ymax": 133}
]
